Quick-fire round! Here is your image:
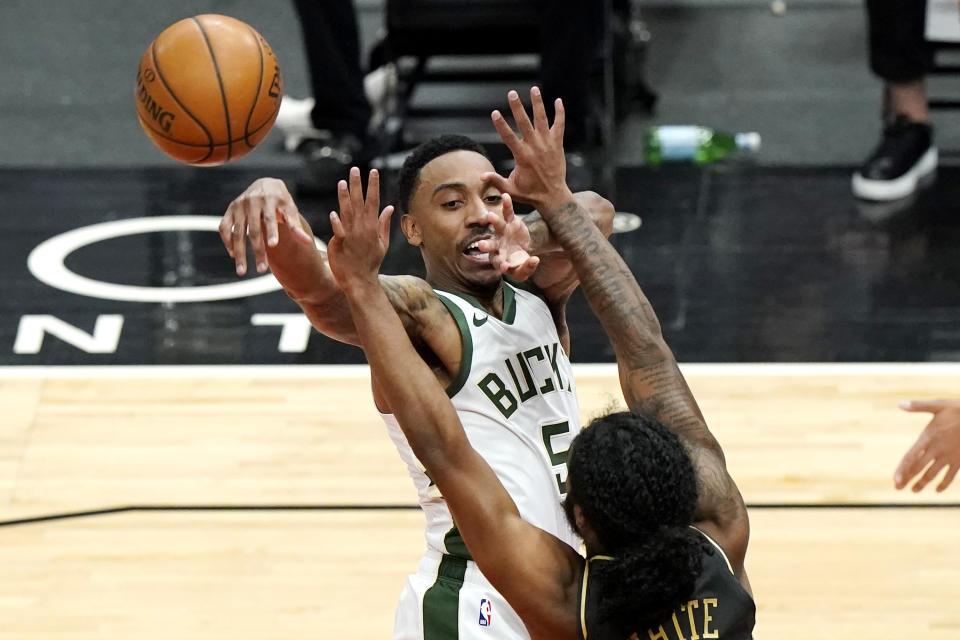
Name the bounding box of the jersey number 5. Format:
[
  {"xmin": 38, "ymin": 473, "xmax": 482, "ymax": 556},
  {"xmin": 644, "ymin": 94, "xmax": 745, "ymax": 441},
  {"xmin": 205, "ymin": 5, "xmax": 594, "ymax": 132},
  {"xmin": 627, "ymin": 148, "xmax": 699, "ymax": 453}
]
[{"xmin": 540, "ymin": 420, "xmax": 573, "ymax": 496}]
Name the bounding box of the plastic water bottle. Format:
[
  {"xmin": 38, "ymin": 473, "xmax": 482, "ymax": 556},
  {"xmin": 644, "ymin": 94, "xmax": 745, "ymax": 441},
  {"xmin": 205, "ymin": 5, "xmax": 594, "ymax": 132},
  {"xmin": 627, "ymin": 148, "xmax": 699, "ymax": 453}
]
[{"xmin": 644, "ymin": 126, "xmax": 761, "ymax": 165}]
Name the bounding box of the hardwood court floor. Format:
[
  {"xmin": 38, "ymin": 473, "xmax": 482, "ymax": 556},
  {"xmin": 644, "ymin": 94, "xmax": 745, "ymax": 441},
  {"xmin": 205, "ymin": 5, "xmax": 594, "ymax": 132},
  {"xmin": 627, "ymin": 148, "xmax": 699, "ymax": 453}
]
[{"xmin": 1, "ymin": 364, "xmax": 959, "ymax": 638}]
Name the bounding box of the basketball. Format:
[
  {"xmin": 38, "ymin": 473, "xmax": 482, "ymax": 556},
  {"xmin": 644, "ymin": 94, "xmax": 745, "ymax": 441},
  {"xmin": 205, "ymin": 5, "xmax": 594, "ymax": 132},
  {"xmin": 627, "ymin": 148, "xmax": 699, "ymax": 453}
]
[{"xmin": 134, "ymin": 14, "xmax": 283, "ymax": 166}]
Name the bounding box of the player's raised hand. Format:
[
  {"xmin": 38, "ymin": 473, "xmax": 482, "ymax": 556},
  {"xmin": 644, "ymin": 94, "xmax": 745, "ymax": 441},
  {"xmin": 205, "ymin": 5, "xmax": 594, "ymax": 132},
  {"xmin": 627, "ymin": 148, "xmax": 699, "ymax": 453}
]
[
  {"xmin": 476, "ymin": 193, "xmax": 540, "ymax": 281},
  {"xmin": 894, "ymin": 398, "xmax": 960, "ymax": 492},
  {"xmin": 220, "ymin": 177, "xmax": 314, "ymax": 276},
  {"xmin": 327, "ymin": 167, "xmax": 394, "ymax": 291},
  {"xmin": 482, "ymin": 87, "xmax": 574, "ymax": 213}
]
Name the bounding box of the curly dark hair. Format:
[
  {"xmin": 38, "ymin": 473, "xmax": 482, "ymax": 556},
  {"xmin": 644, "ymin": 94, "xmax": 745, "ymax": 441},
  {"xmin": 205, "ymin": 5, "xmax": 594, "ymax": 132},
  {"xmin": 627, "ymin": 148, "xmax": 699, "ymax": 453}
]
[
  {"xmin": 565, "ymin": 410, "xmax": 704, "ymax": 637},
  {"xmin": 396, "ymin": 135, "xmax": 488, "ymax": 214}
]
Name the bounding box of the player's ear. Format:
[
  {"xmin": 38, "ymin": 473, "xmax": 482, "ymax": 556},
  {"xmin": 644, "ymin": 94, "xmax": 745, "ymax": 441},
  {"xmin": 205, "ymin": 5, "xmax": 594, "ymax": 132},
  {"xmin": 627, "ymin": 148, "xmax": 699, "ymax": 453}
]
[
  {"xmin": 573, "ymin": 504, "xmax": 587, "ymax": 533},
  {"xmin": 400, "ymin": 213, "xmax": 422, "ymax": 247}
]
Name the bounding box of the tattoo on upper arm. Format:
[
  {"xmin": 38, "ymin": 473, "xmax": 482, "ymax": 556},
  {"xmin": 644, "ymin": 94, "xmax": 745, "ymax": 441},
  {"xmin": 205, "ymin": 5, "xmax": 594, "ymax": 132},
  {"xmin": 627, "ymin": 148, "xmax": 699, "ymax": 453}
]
[
  {"xmin": 541, "ymin": 201, "xmax": 747, "ymax": 527},
  {"xmin": 380, "ymin": 276, "xmax": 434, "ymax": 318},
  {"xmin": 528, "ymin": 202, "xmax": 750, "ymax": 546},
  {"xmin": 691, "ymin": 448, "xmax": 745, "ymax": 524},
  {"xmin": 379, "ymin": 276, "xmax": 452, "ymax": 360},
  {"xmin": 623, "ymin": 361, "xmax": 706, "ymax": 441},
  {"xmin": 521, "ymin": 212, "xmax": 550, "ymax": 252},
  {"xmin": 624, "ymin": 361, "xmax": 744, "ymax": 527}
]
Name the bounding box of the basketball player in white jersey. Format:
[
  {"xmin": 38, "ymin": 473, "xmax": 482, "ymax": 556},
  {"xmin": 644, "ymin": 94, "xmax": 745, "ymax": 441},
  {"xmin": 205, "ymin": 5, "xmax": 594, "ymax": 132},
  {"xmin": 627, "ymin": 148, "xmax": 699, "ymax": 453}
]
[
  {"xmin": 324, "ymin": 88, "xmax": 754, "ymax": 640},
  {"xmin": 219, "ymin": 89, "xmax": 614, "ymax": 639}
]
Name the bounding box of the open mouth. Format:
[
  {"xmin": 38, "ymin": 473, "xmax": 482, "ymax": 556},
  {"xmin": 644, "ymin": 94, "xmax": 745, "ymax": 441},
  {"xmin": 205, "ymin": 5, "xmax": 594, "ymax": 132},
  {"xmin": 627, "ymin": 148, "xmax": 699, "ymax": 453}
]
[{"xmin": 462, "ymin": 236, "xmax": 492, "ymax": 264}]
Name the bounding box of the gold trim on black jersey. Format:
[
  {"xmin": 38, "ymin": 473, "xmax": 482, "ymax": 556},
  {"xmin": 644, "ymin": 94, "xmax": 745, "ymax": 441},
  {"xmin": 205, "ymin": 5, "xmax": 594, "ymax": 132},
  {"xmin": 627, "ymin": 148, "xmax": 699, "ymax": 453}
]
[
  {"xmin": 690, "ymin": 526, "xmax": 735, "ymax": 575},
  {"xmin": 580, "ymin": 555, "xmax": 615, "ymax": 639}
]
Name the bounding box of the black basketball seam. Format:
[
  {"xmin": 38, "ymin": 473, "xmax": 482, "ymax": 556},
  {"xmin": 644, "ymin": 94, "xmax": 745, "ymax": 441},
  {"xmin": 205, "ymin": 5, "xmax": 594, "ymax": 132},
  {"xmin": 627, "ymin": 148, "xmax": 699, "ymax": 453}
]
[
  {"xmin": 193, "ymin": 16, "xmax": 232, "ymax": 162},
  {"xmin": 248, "ymin": 99, "xmax": 282, "ymax": 147},
  {"xmin": 135, "ymin": 101, "xmax": 279, "ymax": 147},
  {"xmin": 135, "ymin": 113, "xmax": 219, "ymax": 163},
  {"xmin": 243, "ymin": 25, "xmax": 265, "ymax": 149},
  {"xmin": 149, "ymin": 40, "xmax": 215, "ymax": 163}
]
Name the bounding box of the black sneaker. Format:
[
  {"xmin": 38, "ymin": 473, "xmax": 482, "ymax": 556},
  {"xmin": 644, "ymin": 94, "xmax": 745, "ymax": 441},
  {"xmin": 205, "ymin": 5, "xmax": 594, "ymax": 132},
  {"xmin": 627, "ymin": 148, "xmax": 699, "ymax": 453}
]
[
  {"xmin": 299, "ymin": 132, "xmax": 372, "ymax": 168},
  {"xmin": 852, "ymin": 115, "xmax": 937, "ymax": 201},
  {"xmin": 295, "ymin": 131, "xmax": 377, "ymax": 194}
]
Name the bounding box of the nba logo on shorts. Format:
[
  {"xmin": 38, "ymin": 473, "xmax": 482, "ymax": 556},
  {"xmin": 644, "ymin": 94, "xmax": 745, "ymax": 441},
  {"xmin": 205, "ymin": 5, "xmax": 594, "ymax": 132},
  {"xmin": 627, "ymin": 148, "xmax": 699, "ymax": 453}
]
[{"xmin": 478, "ymin": 598, "xmax": 492, "ymax": 627}]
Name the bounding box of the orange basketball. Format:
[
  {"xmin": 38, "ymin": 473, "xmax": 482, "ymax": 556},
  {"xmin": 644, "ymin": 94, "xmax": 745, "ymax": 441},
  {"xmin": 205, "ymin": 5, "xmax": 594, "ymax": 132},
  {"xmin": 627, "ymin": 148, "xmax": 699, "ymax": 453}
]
[{"xmin": 135, "ymin": 14, "xmax": 283, "ymax": 166}]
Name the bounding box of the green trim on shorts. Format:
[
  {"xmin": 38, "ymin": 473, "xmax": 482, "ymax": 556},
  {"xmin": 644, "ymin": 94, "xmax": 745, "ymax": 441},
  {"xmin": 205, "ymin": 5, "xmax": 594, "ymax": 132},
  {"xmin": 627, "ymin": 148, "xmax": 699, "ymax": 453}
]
[
  {"xmin": 423, "ymin": 554, "xmax": 468, "ymax": 640},
  {"xmin": 443, "ymin": 525, "xmax": 473, "ymax": 560}
]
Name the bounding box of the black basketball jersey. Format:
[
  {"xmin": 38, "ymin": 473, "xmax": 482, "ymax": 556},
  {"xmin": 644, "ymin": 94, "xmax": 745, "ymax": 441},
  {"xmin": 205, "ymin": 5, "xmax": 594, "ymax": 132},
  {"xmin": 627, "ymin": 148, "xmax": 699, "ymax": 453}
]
[{"xmin": 578, "ymin": 527, "xmax": 755, "ymax": 640}]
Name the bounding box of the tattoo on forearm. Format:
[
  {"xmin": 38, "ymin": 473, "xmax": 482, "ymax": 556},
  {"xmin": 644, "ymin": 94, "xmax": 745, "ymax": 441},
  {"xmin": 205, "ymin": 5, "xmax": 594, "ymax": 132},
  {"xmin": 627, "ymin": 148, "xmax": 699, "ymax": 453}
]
[
  {"xmin": 377, "ymin": 276, "xmax": 438, "ymax": 343},
  {"xmin": 692, "ymin": 450, "xmax": 744, "ymax": 522},
  {"xmin": 545, "ymin": 202, "xmax": 662, "ymax": 352},
  {"xmin": 525, "ymin": 199, "xmax": 609, "ymax": 255},
  {"xmin": 625, "ymin": 361, "xmax": 706, "ymax": 438},
  {"xmin": 545, "ymin": 200, "xmax": 745, "ymax": 523},
  {"xmin": 521, "ymin": 212, "xmax": 551, "ymax": 254},
  {"xmin": 381, "ymin": 276, "xmax": 431, "ymax": 312}
]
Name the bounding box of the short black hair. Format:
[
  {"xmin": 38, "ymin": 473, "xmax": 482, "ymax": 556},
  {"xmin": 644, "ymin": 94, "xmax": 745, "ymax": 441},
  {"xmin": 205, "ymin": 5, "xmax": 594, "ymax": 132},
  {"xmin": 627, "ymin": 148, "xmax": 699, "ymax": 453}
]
[
  {"xmin": 396, "ymin": 135, "xmax": 488, "ymax": 214},
  {"xmin": 566, "ymin": 411, "xmax": 703, "ymax": 637}
]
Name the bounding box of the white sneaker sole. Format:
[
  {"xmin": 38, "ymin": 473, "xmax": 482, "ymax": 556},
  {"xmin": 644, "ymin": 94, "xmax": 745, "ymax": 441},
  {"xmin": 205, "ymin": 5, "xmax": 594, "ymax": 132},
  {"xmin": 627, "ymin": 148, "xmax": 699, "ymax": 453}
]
[
  {"xmin": 276, "ymin": 97, "xmax": 325, "ymax": 152},
  {"xmin": 852, "ymin": 146, "xmax": 938, "ymax": 201}
]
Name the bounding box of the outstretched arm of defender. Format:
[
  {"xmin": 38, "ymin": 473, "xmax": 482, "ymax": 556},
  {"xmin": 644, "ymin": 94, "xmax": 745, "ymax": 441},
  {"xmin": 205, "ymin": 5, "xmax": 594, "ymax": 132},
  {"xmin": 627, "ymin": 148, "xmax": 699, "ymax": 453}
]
[
  {"xmin": 326, "ymin": 172, "xmax": 580, "ymax": 640},
  {"xmin": 549, "ymin": 200, "xmax": 749, "ymax": 576},
  {"xmin": 494, "ymin": 89, "xmax": 750, "ymax": 578},
  {"xmin": 549, "ymin": 198, "xmax": 749, "ymax": 582},
  {"xmin": 481, "ymin": 88, "xmax": 615, "ymax": 305}
]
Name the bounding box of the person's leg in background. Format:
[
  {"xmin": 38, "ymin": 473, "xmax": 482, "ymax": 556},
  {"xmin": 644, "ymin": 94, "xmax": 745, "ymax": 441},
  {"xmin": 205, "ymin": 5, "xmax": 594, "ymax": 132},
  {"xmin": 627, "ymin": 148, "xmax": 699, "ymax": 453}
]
[
  {"xmin": 852, "ymin": 0, "xmax": 937, "ymax": 201},
  {"xmin": 538, "ymin": 0, "xmax": 605, "ymax": 153},
  {"xmin": 278, "ymin": 0, "xmax": 374, "ymax": 169},
  {"xmin": 537, "ymin": 0, "xmax": 607, "ymax": 191}
]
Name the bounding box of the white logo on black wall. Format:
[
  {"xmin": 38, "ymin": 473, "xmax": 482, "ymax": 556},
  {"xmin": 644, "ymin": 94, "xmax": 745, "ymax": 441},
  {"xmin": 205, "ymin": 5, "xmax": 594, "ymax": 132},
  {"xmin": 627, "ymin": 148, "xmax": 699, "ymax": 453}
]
[
  {"xmin": 14, "ymin": 214, "xmax": 641, "ymax": 356},
  {"xmin": 15, "ymin": 216, "xmax": 325, "ymax": 355}
]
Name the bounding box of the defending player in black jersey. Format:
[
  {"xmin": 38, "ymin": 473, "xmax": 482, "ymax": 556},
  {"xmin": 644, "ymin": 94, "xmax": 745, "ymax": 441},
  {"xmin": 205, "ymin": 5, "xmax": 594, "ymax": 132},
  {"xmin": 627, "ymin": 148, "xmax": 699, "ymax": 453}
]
[{"xmin": 326, "ymin": 87, "xmax": 755, "ymax": 640}]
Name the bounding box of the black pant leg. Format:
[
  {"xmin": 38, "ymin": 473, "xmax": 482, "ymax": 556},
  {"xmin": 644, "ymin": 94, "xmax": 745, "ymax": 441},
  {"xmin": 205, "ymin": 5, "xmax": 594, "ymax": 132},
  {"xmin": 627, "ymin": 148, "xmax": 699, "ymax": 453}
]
[
  {"xmin": 538, "ymin": 0, "xmax": 606, "ymax": 149},
  {"xmin": 292, "ymin": 0, "xmax": 371, "ymax": 137},
  {"xmin": 865, "ymin": 0, "xmax": 935, "ymax": 82}
]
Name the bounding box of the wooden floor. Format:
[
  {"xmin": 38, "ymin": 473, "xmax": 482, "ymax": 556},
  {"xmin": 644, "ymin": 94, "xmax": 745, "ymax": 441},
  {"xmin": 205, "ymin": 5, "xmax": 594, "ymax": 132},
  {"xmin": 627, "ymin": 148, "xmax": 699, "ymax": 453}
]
[{"xmin": 2, "ymin": 364, "xmax": 959, "ymax": 638}]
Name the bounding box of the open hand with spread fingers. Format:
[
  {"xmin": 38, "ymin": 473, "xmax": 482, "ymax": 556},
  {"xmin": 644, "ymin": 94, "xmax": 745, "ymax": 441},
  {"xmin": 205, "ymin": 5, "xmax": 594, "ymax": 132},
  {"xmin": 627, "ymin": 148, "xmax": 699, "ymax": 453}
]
[
  {"xmin": 894, "ymin": 398, "xmax": 960, "ymax": 492},
  {"xmin": 219, "ymin": 177, "xmax": 315, "ymax": 276},
  {"xmin": 327, "ymin": 166, "xmax": 395, "ymax": 292},
  {"xmin": 476, "ymin": 193, "xmax": 540, "ymax": 282},
  {"xmin": 482, "ymin": 87, "xmax": 575, "ymax": 215}
]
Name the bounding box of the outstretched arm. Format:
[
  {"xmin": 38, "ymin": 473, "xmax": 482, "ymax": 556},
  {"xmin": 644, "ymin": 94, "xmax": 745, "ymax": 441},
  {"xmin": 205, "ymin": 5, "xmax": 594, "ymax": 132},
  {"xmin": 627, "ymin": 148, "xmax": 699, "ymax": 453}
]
[
  {"xmin": 482, "ymin": 89, "xmax": 615, "ymax": 307},
  {"xmin": 482, "ymin": 191, "xmax": 613, "ymax": 292},
  {"xmin": 489, "ymin": 88, "xmax": 750, "ymax": 583},
  {"xmin": 544, "ymin": 197, "xmax": 750, "ymax": 575},
  {"xmin": 326, "ymin": 175, "xmax": 581, "ymax": 640},
  {"xmin": 219, "ymin": 172, "xmax": 438, "ymax": 348},
  {"xmin": 522, "ymin": 191, "xmax": 615, "ymax": 302},
  {"xmin": 220, "ymin": 176, "xmax": 360, "ymax": 343}
]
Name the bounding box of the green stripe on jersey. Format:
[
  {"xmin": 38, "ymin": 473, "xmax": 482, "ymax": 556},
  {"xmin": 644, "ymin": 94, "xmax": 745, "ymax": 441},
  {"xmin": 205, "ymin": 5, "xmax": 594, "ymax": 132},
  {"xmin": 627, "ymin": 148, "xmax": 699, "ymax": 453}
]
[
  {"xmin": 503, "ymin": 274, "xmax": 538, "ymax": 295},
  {"xmin": 436, "ymin": 295, "xmax": 473, "ymax": 398},
  {"xmin": 502, "ymin": 282, "xmax": 517, "ymax": 324},
  {"xmin": 423, "ymin": 554, "xmax": 467, "ymax": 640},
  {"xmin": 440, "ymin": 282, "xmax": 518, "ymax": 326}
]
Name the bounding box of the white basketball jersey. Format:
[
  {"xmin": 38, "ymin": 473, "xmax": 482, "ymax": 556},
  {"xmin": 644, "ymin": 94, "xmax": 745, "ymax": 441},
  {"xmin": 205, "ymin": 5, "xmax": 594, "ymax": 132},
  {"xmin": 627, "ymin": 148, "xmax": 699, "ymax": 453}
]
[{"xmin": 381, "ymin": 280, "xmax": 582, "ymax": 556}]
